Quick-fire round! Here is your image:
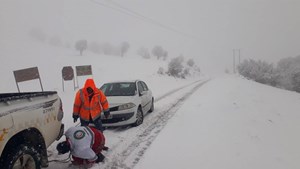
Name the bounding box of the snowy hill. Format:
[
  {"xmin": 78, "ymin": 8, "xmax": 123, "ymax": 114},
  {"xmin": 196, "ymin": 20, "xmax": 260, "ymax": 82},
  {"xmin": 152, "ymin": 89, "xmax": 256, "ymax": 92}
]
[
  {"xmin": 137, "ymin": 75, "xmax": 300, "ymax": 169},
  {"xmin": 1, "ymin": 25, "xmax": 300, "ymax": 169},
  {"xmin": 1, "ymin": 33, "xmax": 300, "ymax": 169}
]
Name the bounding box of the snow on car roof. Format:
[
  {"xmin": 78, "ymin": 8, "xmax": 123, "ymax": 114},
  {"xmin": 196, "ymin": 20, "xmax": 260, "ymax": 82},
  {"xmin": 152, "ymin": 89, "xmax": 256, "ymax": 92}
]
[{"xmin": 104, "ymin": 79, "xmax": 140, "ymax": 84}]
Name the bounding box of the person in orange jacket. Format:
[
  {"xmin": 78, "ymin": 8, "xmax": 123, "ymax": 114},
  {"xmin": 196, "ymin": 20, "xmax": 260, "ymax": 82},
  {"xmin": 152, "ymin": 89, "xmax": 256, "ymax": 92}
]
[{"xmin": 73, "ymin": 78, "xmax": 110, "ymax": 131}]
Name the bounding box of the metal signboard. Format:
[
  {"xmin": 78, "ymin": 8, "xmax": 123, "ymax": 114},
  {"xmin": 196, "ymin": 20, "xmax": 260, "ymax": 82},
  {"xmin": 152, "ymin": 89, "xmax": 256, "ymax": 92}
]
[
  {"xmin": 13, "ymin": 67, "xmax": 40, "ymax": 83},
  {"xmin": 76, "ymin": 65, "xmax": 92, "ymax": 76},
  {"xmin": 75, "ymin": 65, "xmax": 93, "ymax": 88},
  {"xmin": 13, "ymin": 67, "xmax": 43, "ymax": 92},
  {"xmin": 62, "ymin": 66, "xmax": 74, "ymax": 81},
  {"xmin": 62, "ymin": 66, "xmax": 75, "ymax": 91}
]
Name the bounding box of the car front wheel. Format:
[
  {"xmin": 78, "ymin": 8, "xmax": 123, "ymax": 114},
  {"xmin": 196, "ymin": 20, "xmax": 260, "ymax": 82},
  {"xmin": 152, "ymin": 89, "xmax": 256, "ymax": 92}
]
[
  {"xmin": 149, "ymin": 98, "xmax": 154, "ymax": 113},
  {"xmin": 132, "ymin": 108, "xmax": 143, "ymax": 127}
]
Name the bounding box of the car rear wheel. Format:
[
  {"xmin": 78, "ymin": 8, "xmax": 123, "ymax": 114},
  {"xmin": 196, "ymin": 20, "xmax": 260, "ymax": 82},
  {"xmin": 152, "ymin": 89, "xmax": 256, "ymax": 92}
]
[
  {"xmin": 4, "ymin": 144, "xmax": 41, "ymax": 169},
  {"xmin": 132, "ymin": 108, "xmax": 143, "ymax": 127}
]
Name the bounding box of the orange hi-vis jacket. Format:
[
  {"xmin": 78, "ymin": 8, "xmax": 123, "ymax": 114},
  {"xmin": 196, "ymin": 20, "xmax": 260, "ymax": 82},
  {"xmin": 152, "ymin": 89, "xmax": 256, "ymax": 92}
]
[{"xmin": 73, "ymin": 79, "xmax": 109, "ymax": 122}]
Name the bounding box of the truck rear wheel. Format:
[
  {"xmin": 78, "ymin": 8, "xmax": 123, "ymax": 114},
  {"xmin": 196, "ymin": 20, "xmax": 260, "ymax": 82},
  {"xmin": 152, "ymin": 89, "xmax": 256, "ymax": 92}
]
[{"xmin": 4, "ymin": 144, "xmax": 41, "ymax": 169}]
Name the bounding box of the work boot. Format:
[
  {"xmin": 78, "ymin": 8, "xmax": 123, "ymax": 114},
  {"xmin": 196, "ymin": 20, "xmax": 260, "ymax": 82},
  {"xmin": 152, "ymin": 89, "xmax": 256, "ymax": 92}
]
[
  {"xmin": 102, "ymin": 146, "xmax": 109, "ymax": 151},
  {"xmin": 96, "ymin": 153, "xmax": 105, "ymax": 163}
]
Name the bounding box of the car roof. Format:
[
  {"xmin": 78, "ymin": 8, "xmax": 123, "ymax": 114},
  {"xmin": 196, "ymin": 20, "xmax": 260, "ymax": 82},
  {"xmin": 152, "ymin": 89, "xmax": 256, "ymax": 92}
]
[{"xmin": 103, "ymin": 79, "xmax": 141, "ymax": 84}]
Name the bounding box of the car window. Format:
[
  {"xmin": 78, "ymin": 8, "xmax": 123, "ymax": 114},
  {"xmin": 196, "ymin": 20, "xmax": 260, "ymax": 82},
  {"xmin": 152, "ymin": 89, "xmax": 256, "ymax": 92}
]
[
  {"xmin": 137, "ymin": 81, "xmax": 144, "ymax": 93},
  {"xmin": 100, "ymin": 84, "xmax": 110, "ymax": 93},
  {"xmin": 141, "ymin": 81, "xmax": 149, "ymax": 91},
  {"xmin": 100, "ymin": 82, "xmax": 136, "ymax": 96}
]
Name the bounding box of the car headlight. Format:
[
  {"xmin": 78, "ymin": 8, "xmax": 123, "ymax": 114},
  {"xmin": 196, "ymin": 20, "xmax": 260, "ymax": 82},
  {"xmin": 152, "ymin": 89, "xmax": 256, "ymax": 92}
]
[{"xmin": 118, "ymin": 103, "xmax": 136, "ymax": 111}]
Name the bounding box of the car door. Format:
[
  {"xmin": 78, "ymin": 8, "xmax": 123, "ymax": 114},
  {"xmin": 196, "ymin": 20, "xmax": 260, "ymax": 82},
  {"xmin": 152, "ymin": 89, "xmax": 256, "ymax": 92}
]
[
  {"xmin": 140, "ymin": 81, "xmax": 152, "ymax": 112},
  {"xmin": 137, "ymin": 81, "xmax": 148, "ymax": 113}
]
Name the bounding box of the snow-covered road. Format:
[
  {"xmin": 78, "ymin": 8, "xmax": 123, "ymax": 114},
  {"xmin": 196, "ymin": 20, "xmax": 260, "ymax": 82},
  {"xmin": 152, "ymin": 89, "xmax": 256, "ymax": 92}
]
[{"xmin": 47, "ymin": 79, "xmax": 208, "ymax": 169}]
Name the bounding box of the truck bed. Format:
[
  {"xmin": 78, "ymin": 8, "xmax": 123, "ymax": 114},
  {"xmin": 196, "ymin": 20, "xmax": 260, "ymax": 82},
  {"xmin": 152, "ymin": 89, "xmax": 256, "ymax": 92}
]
[{"xmin": 0, "ymin": 91, "xmax": 57, "ymax": 102}]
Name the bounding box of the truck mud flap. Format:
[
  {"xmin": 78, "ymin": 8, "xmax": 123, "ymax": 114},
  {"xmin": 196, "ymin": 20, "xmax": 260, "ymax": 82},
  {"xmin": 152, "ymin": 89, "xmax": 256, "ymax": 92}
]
[{"xmin": 56, "ymin": 124, "xmax": 64, "ymax": 141}]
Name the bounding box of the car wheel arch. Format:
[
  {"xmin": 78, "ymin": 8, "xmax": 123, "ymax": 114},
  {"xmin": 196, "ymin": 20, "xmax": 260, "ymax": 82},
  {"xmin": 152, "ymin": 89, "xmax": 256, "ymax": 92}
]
[{"xmin": 0, "ymin": 128, "xmax": 48, "ymax": 168}]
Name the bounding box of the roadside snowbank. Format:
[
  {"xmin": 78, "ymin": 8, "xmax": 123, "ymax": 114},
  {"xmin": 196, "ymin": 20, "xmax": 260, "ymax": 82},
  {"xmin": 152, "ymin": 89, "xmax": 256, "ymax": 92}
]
[{"xmin": 136, "ymin": 75, "xmax": 300, "ymax": 169}]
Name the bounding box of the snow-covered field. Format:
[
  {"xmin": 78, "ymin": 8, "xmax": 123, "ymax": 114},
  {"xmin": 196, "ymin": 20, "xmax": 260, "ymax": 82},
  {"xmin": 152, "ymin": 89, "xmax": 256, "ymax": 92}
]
[
  {"xmin": 1, "ymin": 36, "xmax": 300, "ymax": 168},
  {"xmin": 137, "ymin": 75, "xmax": 300, "ymax": 169},
  {"xmin": 1, "ymin": 0, "xmax": 300, "ymax": 168},
  {"xmin": 0, "ymin": 34, "xmax": 207, "ymax": 168}
]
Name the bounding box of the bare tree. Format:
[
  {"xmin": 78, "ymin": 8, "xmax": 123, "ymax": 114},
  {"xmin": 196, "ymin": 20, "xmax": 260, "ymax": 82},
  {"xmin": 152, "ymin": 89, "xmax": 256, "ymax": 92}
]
[
  {"xmin": 120, "ymin": 41, "xmax": 130, "ymax": 57},
  {"xmin": 152, "ymin": 45, "xmax": 165, "ymax": 60},
  {"xmin": 292, "ymin": 71, "xmax": 300, "ymax": 92},
  {"xmin": 157, "ymin": 67, "xmax": 165, "ymax": 75},
  {"xmin": 276, "ymin": 56, "xmax": 300, "ymax": 91},
  {"xmin": 167, "ymin": 56, "xmax": 184, "ymax": 78},
  {"xmin": 75, "ymin": 39, "xmax": 88, "ymax": 56},
  {"xmin": 137, "ymin": 47, "xmax": 151, "ymax": 59},
  {"xmin": 163, "ymin": 51, "xmax": 168, "ymax": 60},
  {"xmin": 187, "ymin": 58, "xmax": 195, "ymax": 67},
  {"xmin": 238, "ymin": 59, "xmax": 275, "ymax": 86},
  {"xmin": 182, "ymin": 68, "xmax": 190, "ymax": 78}
]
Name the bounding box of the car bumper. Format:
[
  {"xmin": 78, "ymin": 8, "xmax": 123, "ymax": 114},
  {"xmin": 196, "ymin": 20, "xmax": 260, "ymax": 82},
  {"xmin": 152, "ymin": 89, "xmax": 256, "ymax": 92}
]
[{"xmin": 101, "ymin": 111, "xmax": 136, "ymax": 126}]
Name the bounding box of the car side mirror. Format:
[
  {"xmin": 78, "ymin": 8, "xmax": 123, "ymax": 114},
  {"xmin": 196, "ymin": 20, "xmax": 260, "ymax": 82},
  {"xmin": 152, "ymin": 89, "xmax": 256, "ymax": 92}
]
[{"xmin": 139, "ymin": 91, "xmax": 144, "ymax": 96}]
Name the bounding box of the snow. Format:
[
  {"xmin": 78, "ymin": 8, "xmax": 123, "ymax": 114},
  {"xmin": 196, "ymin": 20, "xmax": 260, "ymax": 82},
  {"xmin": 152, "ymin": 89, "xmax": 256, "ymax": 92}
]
[
  {"xmin": 1, "ymin": 30, "xmax": 300, "ymax": 169},
  {"xmin": 1, "ymin": 1, "xmax": 300, "ymax": 168},
  {"xmin": 136, "ymin": 75, "xmax": 300, "ymax": 169}
]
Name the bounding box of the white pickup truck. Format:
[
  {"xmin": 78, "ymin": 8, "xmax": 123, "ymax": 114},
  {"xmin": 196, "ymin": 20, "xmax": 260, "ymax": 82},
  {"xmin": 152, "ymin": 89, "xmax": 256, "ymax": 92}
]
[{"xmin": 0, "ymin": 91, "xmax": 64, "ymax": 169}]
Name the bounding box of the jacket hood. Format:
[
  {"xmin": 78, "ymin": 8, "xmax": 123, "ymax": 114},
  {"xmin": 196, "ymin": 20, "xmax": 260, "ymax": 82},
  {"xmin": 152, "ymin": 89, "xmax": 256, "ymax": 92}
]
[{"xmin": 82, "ymin": 79, "xmax": 98, "ymax": 95}]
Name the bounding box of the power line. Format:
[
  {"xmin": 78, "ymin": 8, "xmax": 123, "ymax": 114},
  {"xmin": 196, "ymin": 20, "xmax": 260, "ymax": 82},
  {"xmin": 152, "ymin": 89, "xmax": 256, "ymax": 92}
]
[
  {"xmin": 106, "ymin": 0, "xmax": 200, "ymax": 40},
  {"xmin": 89, "ymin": 0, "xmax": 202, "ymax": 41},
  {"xmin": 89, "ymin": 0, "xmax": 143, "ymax": 21}
]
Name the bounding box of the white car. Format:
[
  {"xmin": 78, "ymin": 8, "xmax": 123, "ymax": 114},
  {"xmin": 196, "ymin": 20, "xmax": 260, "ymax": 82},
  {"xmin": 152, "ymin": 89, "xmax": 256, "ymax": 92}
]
[{"xmin": 100, "ymin": 80, "xmax": 154, "ymax": 127}]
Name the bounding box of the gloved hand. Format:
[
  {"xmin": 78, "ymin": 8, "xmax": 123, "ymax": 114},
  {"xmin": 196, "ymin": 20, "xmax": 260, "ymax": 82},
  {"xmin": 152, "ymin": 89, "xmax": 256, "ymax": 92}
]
[
  {"xmin": 104, "ymin": 110, "xmax": 110, "ymax": 118},
  {"xmin": 73, "ymin": 115, "xmax": 79, "ymax": 123}
]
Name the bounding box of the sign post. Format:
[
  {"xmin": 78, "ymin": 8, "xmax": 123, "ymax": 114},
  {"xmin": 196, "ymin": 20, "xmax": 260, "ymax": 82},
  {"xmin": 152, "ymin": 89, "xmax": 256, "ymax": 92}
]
[
  {"xmin": 13, "ymin": 67, "xmax": 43, "ymax": 92},
  {"xmin": 62, "ymin": 66, "xmax": 75, "ymax": 91},
  {"xmin": 75, "ymin": 65, "xmax": 93, "ymax": 88}
]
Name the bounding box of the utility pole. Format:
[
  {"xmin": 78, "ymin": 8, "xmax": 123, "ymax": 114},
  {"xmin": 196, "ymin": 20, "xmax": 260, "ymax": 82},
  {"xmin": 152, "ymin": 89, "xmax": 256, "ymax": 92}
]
[
  {"xmin": 238, "ymin": 49, "xmax": 241, "ymax": 66},
  {"xmin": 233, "ymin": 49, "xmax": 236, "ymax": 73},
  {"xmin": 233, "ymin": 49, "xmax": 241, "ymax": 74}
]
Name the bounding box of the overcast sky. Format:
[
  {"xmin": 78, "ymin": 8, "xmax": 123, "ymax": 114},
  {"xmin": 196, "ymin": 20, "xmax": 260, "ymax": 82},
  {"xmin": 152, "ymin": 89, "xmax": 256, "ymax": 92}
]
[{"xmin": 1, "ymin": 0, "xmax": 300, "ymax": 74}]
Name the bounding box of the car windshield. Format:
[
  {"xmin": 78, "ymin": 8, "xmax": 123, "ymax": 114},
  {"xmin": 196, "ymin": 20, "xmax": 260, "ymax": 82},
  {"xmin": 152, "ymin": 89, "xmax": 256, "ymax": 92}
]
[{"xmin": 100, "ymin": 82, "xmax": 137, "ymax": 96}]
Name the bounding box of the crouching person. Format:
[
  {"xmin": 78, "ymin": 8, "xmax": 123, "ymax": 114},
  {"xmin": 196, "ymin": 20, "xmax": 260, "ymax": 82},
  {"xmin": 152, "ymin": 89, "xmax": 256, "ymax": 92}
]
[{"xmin": 56, "ymin": 126, "xmax": 108, "ymax": 167}]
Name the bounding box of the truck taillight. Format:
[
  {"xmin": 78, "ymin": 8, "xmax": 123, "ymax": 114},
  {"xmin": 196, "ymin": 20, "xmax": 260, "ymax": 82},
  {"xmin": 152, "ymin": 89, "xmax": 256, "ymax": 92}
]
[{"xmin": 57, "ymin": 99, "xmax": 64, "ymax": 121}]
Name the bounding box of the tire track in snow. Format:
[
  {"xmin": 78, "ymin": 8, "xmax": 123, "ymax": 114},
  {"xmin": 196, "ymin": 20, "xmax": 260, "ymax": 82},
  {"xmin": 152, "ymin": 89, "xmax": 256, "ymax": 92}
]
[
  {"xmin": 154, "ymin": 79, "xmax": 204, "ymax": 102},
  {"xmin": 101, "ymin": 80, "xmax": 209, "ymax": 169}
]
